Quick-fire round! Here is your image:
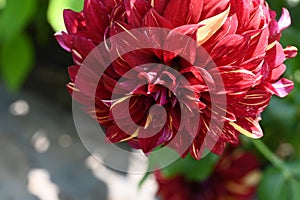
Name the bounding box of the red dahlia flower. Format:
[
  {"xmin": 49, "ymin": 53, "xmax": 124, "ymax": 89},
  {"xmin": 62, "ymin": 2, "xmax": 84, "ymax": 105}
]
[
  {"xmin": 156, "ymin": 149, "xmax": 261, "ymax": 200},
  {"xmin": 56, "ymin": 0, "xmax": 297, "ymax": 159}
]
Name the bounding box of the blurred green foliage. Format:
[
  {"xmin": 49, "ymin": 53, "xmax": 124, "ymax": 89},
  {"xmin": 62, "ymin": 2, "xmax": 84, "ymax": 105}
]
[
  {"xmin": 0, "ymin": 0, "xmax": 36, "ymax": 90},
  {"xmin": 47, "ymin": 0, "xmax": 84, "ymax": 32},
  {"xmin": 0, "ymin": 0, "xmax": 83, "ymax": 90},
  {"xmin": 161, "ymin": 153, "xmax": 219, "ymax": 181}
]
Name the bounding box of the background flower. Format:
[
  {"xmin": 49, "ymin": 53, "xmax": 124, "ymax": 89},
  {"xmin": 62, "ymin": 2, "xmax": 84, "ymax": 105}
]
[{"xmin": 156, "ymin": 147, "xmax": 261, "ymax": 200}]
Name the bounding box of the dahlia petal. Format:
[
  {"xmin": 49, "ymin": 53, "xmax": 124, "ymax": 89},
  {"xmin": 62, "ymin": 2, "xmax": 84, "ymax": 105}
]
[
  {"xmin": 124, "ymin": 0, "xmax": 151, "ymax": 27},
  {"xmin": 211, "ymin": 139, "xmax": 227, "ymax": 155},
  {"xmin": 127, "ymin": 139, "xmax": 140, "ymax": 149},
  {"xmin": 155, "ymin": 71, "xmax": 177, "ymax": 91},
  {"xmin": 109, "ymin": 20, "xmax": 133, "ymax": 37},
  {"xmin": 110, "ymin": 4, "xmax": 127, "ymax": 22},
  {"xmin": 243, "ymin": 28, "xmax": 269, "ymax": 60},
  {"xmin": 268, "ymin": 64, "xmax": 286, "ymax": 82},
  {"xmin": 152, "ymin": 0, "xmax": 169, "ymax": 14},
  {"xmin": 200, "ymin": 0, "xmax": 229, "ymax": 19},
  {"xmin": 220, "ymin": 122, "xmax": 240, "ymax": 143},
  {"xmin": 87, "ymin": 106, "xmax": 112, "ymax": 127},
  {"xmin": 138, "ymin": 129, "xmax": 165, "ymax": 153},
  {"xmin": 197, "ymin": 6, "xmax": 230, "ymax": 46},
  {"xmin": 102, "ymin": 73, "xmax": 118, "ymax": 92},
  {"xmin": 170, "ymin": 128, "xmax": 195, "ymax": 157},
  {"xmin": 142, "ymin": 8, "xmax": 173, "ymax": 28},
  {"xmin": 265, "ymin": 41, "xmax": 285, "ymax": 69},
  {"xmin": 67, "ymin": 83, "xmax": 93, "ymax": 105},
  {"xmin": 216, "ymin": 105, "xmax": 236, "ymax": 121},
  {"xmin": 180, "ymin": 66, "xmax": 214, "ymax": 91},
  {"xmin": 169, "ymin": 104, "xmax": 181, "ymax": 130},
  {"xmin": 163, "ymin": 24, "xmax": 200, "ymax": 65},
  {"xmin": 284, "ymin": 46, "xmax": 298, "ymax": 58},
  {"xmin": 63, "ymin": 9, "xmax": 84, "ymax": 34},
  {"xmin": 230, "ymin": 87, "xmax": 272, "ymax": 117},
  {"xmin": 109, "ymin": 96, "xmax": 150, "ymax": 126},
  {"xmin": 278, "ymin": 8, "xmax": 291, "ymax": 32},
  {"xmin": 129, "ymin": 97, "xmax": 153, "ymax": 123},
  {"xmin": 55, "ymin": 33, "xmax": 71, "ymax": 51},
  {"xmin": 266, "ymin": 78, "xmax": 294, "ymax": 98},
  {"xmin": 68, "ymin": 65, "xmax": 80, "ymax": 82},
  {"xmin": 190, "ymin": 134, "xmax": 205, "ymax": 160},
  {"xmin": 104, "ymin": 0, "xmax": 122, "ymax": 13},
  {"xmin": 241, "ymin": 57, "xmax": 264, "ymax": 75},
  {"xmin": 112, "ymin": 58, "xmax": 133, "ymax": 77},
  {"xmin": 69, "ymin": 65, "xmax": 101, "ymax": 97},
  {"xmin": 231, "ymin": 0, "xmax": 250, "ymax": 30},
  {"xmin": 202, "ymin": 13, "xmax": 238, "ymax": 51},
  {"xmin": 116, "ymin": 79, "xmax": 141, "ymax": 93},
  {"xmin": 211, "ymin": 66, "xmax": 256, "ymax": 95},
  {"xmin": 106, "ymin": 124, "xmax": 137, "ymax": 143},
  {"xmin": 163, "ymin": 0, "xmax": 203, "ymax": 26},
  {"xmin": 96, "ymin": 81, "xmax": 114, "ymax": 100},
  {"xmin": 123, "ymin": 50, "xmax": 157, "ymax": 68},
  {"xmin": 229, "ymin": 117, "xmax": 263, "ymax": 139},
  {"xmin": 210, "ymin": 34, "xmax": 249, "ymax": 66},
  {"xmin": 247, "ymin": 5, "xmax": 267, "ymax": 30},
  {"xmin": 59, "ymin": 34, "xmax": 96, "ymax": 62},
  {"xmin": 83, "ymin": 0, "xmax": 109, "ymax": 37}
]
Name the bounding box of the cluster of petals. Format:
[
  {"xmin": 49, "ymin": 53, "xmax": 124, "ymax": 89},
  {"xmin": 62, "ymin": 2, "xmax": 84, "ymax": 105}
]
[{"xmin": 56, "ymin": 0, "xmax": 297, "ymax": 159}]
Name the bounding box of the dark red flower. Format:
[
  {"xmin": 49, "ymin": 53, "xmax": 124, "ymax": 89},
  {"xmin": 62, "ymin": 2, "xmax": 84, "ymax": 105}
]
[
  {"xmin": 156, "ymin": 149, "xmax": 261, "ymax": 200},
  {"xmin": 56, "ymin": 0, "xmax": 297, "ymax": 159}
]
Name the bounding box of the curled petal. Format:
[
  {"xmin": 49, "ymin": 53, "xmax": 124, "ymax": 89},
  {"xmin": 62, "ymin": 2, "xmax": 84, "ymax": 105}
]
[
  {"xmin": 55, "ymin": 33, "xmax": 71, "ymax": 51},
  {"xmin": 284, "ymin": 46, "xmax": 298, "ymax": 58},
  {"xmin": 266, "ymin": 78, "xmax": 294, "ymax": 98},
  {"xmin": 278, "ymin": 8, "xmax": 291, "ymax": 32}
]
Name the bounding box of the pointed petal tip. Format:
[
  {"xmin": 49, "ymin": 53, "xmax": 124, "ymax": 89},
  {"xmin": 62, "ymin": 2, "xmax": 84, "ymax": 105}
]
[{"xmin": 278, "ymin": 8, "xmax": 291, "ymax": 32}]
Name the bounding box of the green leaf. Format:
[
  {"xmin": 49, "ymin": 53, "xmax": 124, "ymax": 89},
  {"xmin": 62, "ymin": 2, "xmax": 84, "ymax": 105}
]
[
  {"xmin": 0, "ymin": 33, "xmax": 34, "ymax": 90},
  {"xmin": 0, "ymin": 0, "xmax": 37, "ymax": 41},
  {"xmin": 258, "ymin": 165, "xmax": 300, "ymax": 200},
  {"xmin": 291, "ymin": 179, "xmax": 300, "ymax": 199},
  {"xmin": 258, "ymin": 167, "xmax": 289, "ymax": 200},
  {"xmin": 47, "ymin": 0, "xmax": 84, "ymax": 32},
  {"xmin": 161, "ymin": 153, "xmax": 219, "ymax": 181}
]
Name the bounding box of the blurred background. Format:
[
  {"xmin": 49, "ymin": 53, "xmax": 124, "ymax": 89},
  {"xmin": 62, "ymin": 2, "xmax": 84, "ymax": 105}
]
[{"xmin": 0, "ymin": 0, "xmax": 299, "ymax": 199}]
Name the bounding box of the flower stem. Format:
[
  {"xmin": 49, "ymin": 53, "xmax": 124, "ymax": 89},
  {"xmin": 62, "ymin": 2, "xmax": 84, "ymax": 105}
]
[{"xmin": 251, "ymin": 139, "xmax": 292, "ymax": 180}]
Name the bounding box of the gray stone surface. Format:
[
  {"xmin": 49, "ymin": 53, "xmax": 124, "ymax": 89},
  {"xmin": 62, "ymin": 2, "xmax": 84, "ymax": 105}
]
[{"xmin": 0, "ymin": 84, "xmax": 157, "ymax": 200}]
